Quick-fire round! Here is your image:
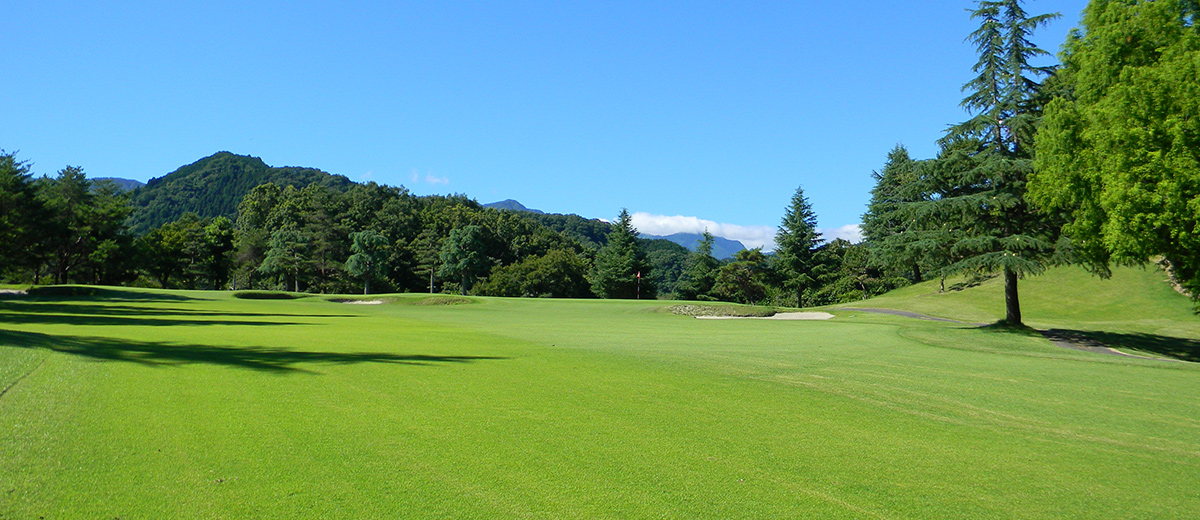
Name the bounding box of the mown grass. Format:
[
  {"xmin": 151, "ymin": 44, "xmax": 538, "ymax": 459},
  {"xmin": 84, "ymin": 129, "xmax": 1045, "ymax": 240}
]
[{"xmin": 1, "ymin": 281, "xmax": 1198, "ymax": 518}]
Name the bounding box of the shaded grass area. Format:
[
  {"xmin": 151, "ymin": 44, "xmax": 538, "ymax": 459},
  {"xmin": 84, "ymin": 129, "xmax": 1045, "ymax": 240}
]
[
  {"xmin": 1043, "ymin": 329, "xmax": 1200, "ymax": 362},
  {"xmin": 0, "ymin": 329, "xmax": 506, "ymax": 373}
]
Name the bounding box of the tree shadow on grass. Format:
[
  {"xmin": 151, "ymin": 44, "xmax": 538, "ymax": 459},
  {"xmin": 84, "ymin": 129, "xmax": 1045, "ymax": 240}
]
[
  {"xmin": 1041, "ymin": 329, "xmax": 1200, "ymax": 363},
  {"xmin": 16, "ymin": 286, "xmax": 201, "ymax": 302},
  {"xmin": 0, "ymin": 311, "xmax": 312, "ymax": 328},
  {"xmin": 0, "ymin": 299, "xmax": 360, "ymax": 327},
  {"xmin": 0, "ymin": 329, "xmax": 508, "ymax": 373}
]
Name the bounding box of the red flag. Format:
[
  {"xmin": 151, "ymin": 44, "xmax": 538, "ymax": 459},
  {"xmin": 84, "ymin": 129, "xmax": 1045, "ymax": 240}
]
[{"xmin": 637, "ymin": 271, "xmax": 641, "ymax": 279}]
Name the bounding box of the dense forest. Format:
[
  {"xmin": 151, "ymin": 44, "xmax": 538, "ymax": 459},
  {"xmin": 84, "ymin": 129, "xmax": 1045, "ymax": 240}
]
[{"xmin": 4, "ymin": 0, "xmax": 1198, "ymax": 319}]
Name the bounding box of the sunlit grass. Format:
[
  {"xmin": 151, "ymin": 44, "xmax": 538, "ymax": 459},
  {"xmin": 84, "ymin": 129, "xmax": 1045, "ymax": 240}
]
[{"xmin": 1, "ymin": 284, "xmax": 1198, "ymax": 518}]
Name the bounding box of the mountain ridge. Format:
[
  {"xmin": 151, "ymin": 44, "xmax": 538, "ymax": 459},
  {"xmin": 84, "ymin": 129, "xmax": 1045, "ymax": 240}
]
[{"xmin": 126, "ymin": 151, "xmax": 355, "ymax": 234}]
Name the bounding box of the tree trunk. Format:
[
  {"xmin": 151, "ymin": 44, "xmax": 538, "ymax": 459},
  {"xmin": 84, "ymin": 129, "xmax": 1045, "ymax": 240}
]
[
  {"xmin": 912, "ymin": 263, "xmax": 922, "ymax": 283},
  {"xmin": 1004, "ymin": 267, "xmax": 1021, "ymax": 326},
  {"xmin": 364, "ymin": 278, "xmax": 370, "ymax": 295}
]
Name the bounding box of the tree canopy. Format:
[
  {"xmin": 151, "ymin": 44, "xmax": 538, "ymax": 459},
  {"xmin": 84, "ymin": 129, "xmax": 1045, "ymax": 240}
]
[{"xmin": 1030, "ymin": 0, "xmax": 1200, "ymax": 294}]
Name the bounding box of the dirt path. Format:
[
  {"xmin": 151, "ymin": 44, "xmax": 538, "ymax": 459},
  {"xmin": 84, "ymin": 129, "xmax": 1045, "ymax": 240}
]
[{"xmin": 840, "ymin": 307, "xmax": 1179, "ymax": 362}]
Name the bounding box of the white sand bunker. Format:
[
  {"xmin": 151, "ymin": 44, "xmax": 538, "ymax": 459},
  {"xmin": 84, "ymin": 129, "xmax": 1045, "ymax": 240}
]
[
  {"xmin": 0, "ymin": 289, "xmax": 27, "ymax": 295},
  {"xmin": 697, "ymin": 311, "xmax": 834, "ymax": 321},
  {"xmin": 342, "ymin": 299, "xmax": 385, "ymax": 305}
]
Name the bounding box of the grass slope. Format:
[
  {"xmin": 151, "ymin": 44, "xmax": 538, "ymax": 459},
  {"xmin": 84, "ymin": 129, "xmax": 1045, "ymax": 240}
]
[
  {"xmin": 1, "ymin": 287, "xmax": 1198, "ymax": 518},
  {"xmin": 841, "ymin": 265, "xmax": 1200, "ymax": 361}
]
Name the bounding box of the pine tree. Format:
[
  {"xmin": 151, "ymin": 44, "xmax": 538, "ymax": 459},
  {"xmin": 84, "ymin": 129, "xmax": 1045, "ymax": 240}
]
[
  {"xmin": 774, "ymin": 187, "xmax": 822, "ymax": 307},
  {"xmin": 590, "ymin": 209, "xmax": 654, "ymax": 299},
  {"xmin": 676, "ymin": 230, "xmax": 719, "ymax": 300}
]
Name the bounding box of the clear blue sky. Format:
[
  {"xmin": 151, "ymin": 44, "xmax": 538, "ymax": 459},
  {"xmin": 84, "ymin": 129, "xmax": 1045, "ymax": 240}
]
[{"xmin": 4, "ymin": 0, "xmax": 1085, "ymax": 248}]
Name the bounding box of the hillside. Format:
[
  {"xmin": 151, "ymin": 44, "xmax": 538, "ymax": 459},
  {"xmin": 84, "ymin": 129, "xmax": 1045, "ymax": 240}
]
[
  {"xmin": 126, "ymin": 152, "xmax": 355, "ymax": 234},
  {"xmin": 837, "ymin": 265, "xmax": 1200, "ymax": 361}
]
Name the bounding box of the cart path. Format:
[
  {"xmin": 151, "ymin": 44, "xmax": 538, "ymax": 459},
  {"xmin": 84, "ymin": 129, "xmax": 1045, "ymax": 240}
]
[{"xmin": 840, "ymin": 307, "xmax": 1180, "ymax": 362}]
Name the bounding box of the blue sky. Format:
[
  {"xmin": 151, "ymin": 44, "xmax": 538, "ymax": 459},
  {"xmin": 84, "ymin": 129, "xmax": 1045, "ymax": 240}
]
[{"xmin": 4, "ymin": 0, "xmax": 1085, "ymax": 249}]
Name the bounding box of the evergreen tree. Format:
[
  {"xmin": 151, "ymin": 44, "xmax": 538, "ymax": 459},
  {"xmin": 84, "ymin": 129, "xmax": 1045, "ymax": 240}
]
[
  {"xmin": 589, "ymin": 209, "xmax": 654, "ymax": 299},
  {"xmin": 862, "ymin": 145, "xmax": 925, "ymax": 283},
  {"xmin": 774, "ymin": 187, "xmax": 822, "ymax": 306},
  {"xmin": 0, "ymin": 151, "xmax": 46, "ymax": 282},
  {"xmin": 36, "ymin": 166, "xmax": 132, "ymax": 285},
  {"xmin": 713, "ymin": 248, "xmax": 770, "ymax": 305},
  {"xmin": 676, "ymin": 231, "xmax": 720, "ymax": 300},
  {"xmin": 908, "ymin": 0, "xmax": 1060, "ymax": 325},
  {"xmin": 409, "ymin": 228, "xmax": 443, "ymax": 293}
]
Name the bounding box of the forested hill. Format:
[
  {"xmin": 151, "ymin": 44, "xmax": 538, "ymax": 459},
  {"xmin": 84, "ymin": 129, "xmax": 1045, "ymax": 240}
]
[{"xmin": 126, "ymin": 152, "xmax": 355, "ymax": 234}]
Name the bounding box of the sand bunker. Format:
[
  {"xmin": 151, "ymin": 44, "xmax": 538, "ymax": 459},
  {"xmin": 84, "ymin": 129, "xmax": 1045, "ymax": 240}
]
[
  {"xmin": 340, "ymin": 299, "xmax": 385, "ymax": 305},
  {"xmin": 696, "ymin": 311, "xmax": 834, "ymax": 321}
]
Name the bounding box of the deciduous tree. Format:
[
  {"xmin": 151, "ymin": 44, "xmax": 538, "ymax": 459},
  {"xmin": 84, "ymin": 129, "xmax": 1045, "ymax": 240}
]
[{"xmin": 1030, "ymin": 0, "xmax": 1200, "ymax": 294}]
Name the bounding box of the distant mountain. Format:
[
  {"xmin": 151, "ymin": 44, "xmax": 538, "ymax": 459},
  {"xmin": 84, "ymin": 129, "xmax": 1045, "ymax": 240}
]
[
  {"xmin": 93, "ymin": 177, "xmax": 145, "ymax": 192},
  {"xmin": 485, "ymin": 200, "xmax": 748, "ymax": 257},
  {"xmin": 484, "ymin": 199, "xmax": 544, "ymax": 214},
  {"xmin": 640, "ymin": 232, "xmax": 747, "ymax": 260},
  {"xmin": 126, "ymin": 152, "xmax": 356, "ymax": 234}
]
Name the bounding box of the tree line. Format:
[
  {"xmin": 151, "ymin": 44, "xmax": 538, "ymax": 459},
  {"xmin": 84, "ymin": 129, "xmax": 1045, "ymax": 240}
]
[
  {"xmin": 1, "ymin": 150, "xmax": 896, "ymax": 305},
  {"xmin": 861, "ymin": 0, "xmax": 1200, "ymax": 325}
]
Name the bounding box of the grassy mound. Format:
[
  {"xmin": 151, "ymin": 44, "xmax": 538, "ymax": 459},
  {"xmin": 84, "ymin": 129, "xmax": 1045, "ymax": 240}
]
[
  {"xmin": 409, "ymin": 295, "xmax": 473, "ymax": 305},
  {"xmin": 232, "ymin": 290, "xmax": 303, "ymax": 300},
  {"xmin": 667, "ymin": 303, "xmax": 776, "ymax": 317}
]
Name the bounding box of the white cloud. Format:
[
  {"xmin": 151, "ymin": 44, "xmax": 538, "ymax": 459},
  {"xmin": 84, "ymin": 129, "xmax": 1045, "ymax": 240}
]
[
  {"xmin": 410, "ymin": 168, "xmax": 449, "ymax": 186},
  {"xmin": 630, "ymin": 212, "xmax": 777, "ymax": 251},
  {"xmin": 629, "ymin": 213, "xmax": 864, "ymax": 250},
  {"xmin": 359, "ymin": 170, "xmax": 374, "ymax": 181},
  {"xmin": 820, "ymin": 224, "xmax": 863, "ymax": 244}
]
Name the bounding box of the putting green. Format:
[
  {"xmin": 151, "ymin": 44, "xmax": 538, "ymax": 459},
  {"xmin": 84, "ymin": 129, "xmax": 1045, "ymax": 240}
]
[{"xmin": 1, "ymin": 286, "xmax": 1198, "ymax": 518}]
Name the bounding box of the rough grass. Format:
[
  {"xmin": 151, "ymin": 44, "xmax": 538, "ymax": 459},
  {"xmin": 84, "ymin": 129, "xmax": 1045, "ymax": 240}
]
[{"xmin": 1, "ymin": 286, "xmax": 1198, "ymax": 518}]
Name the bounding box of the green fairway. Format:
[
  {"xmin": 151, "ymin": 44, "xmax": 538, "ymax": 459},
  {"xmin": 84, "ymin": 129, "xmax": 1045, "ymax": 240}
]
[{"xmin": 2, "ymin": 284, "xmax": 1199, "ymax": 518}]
